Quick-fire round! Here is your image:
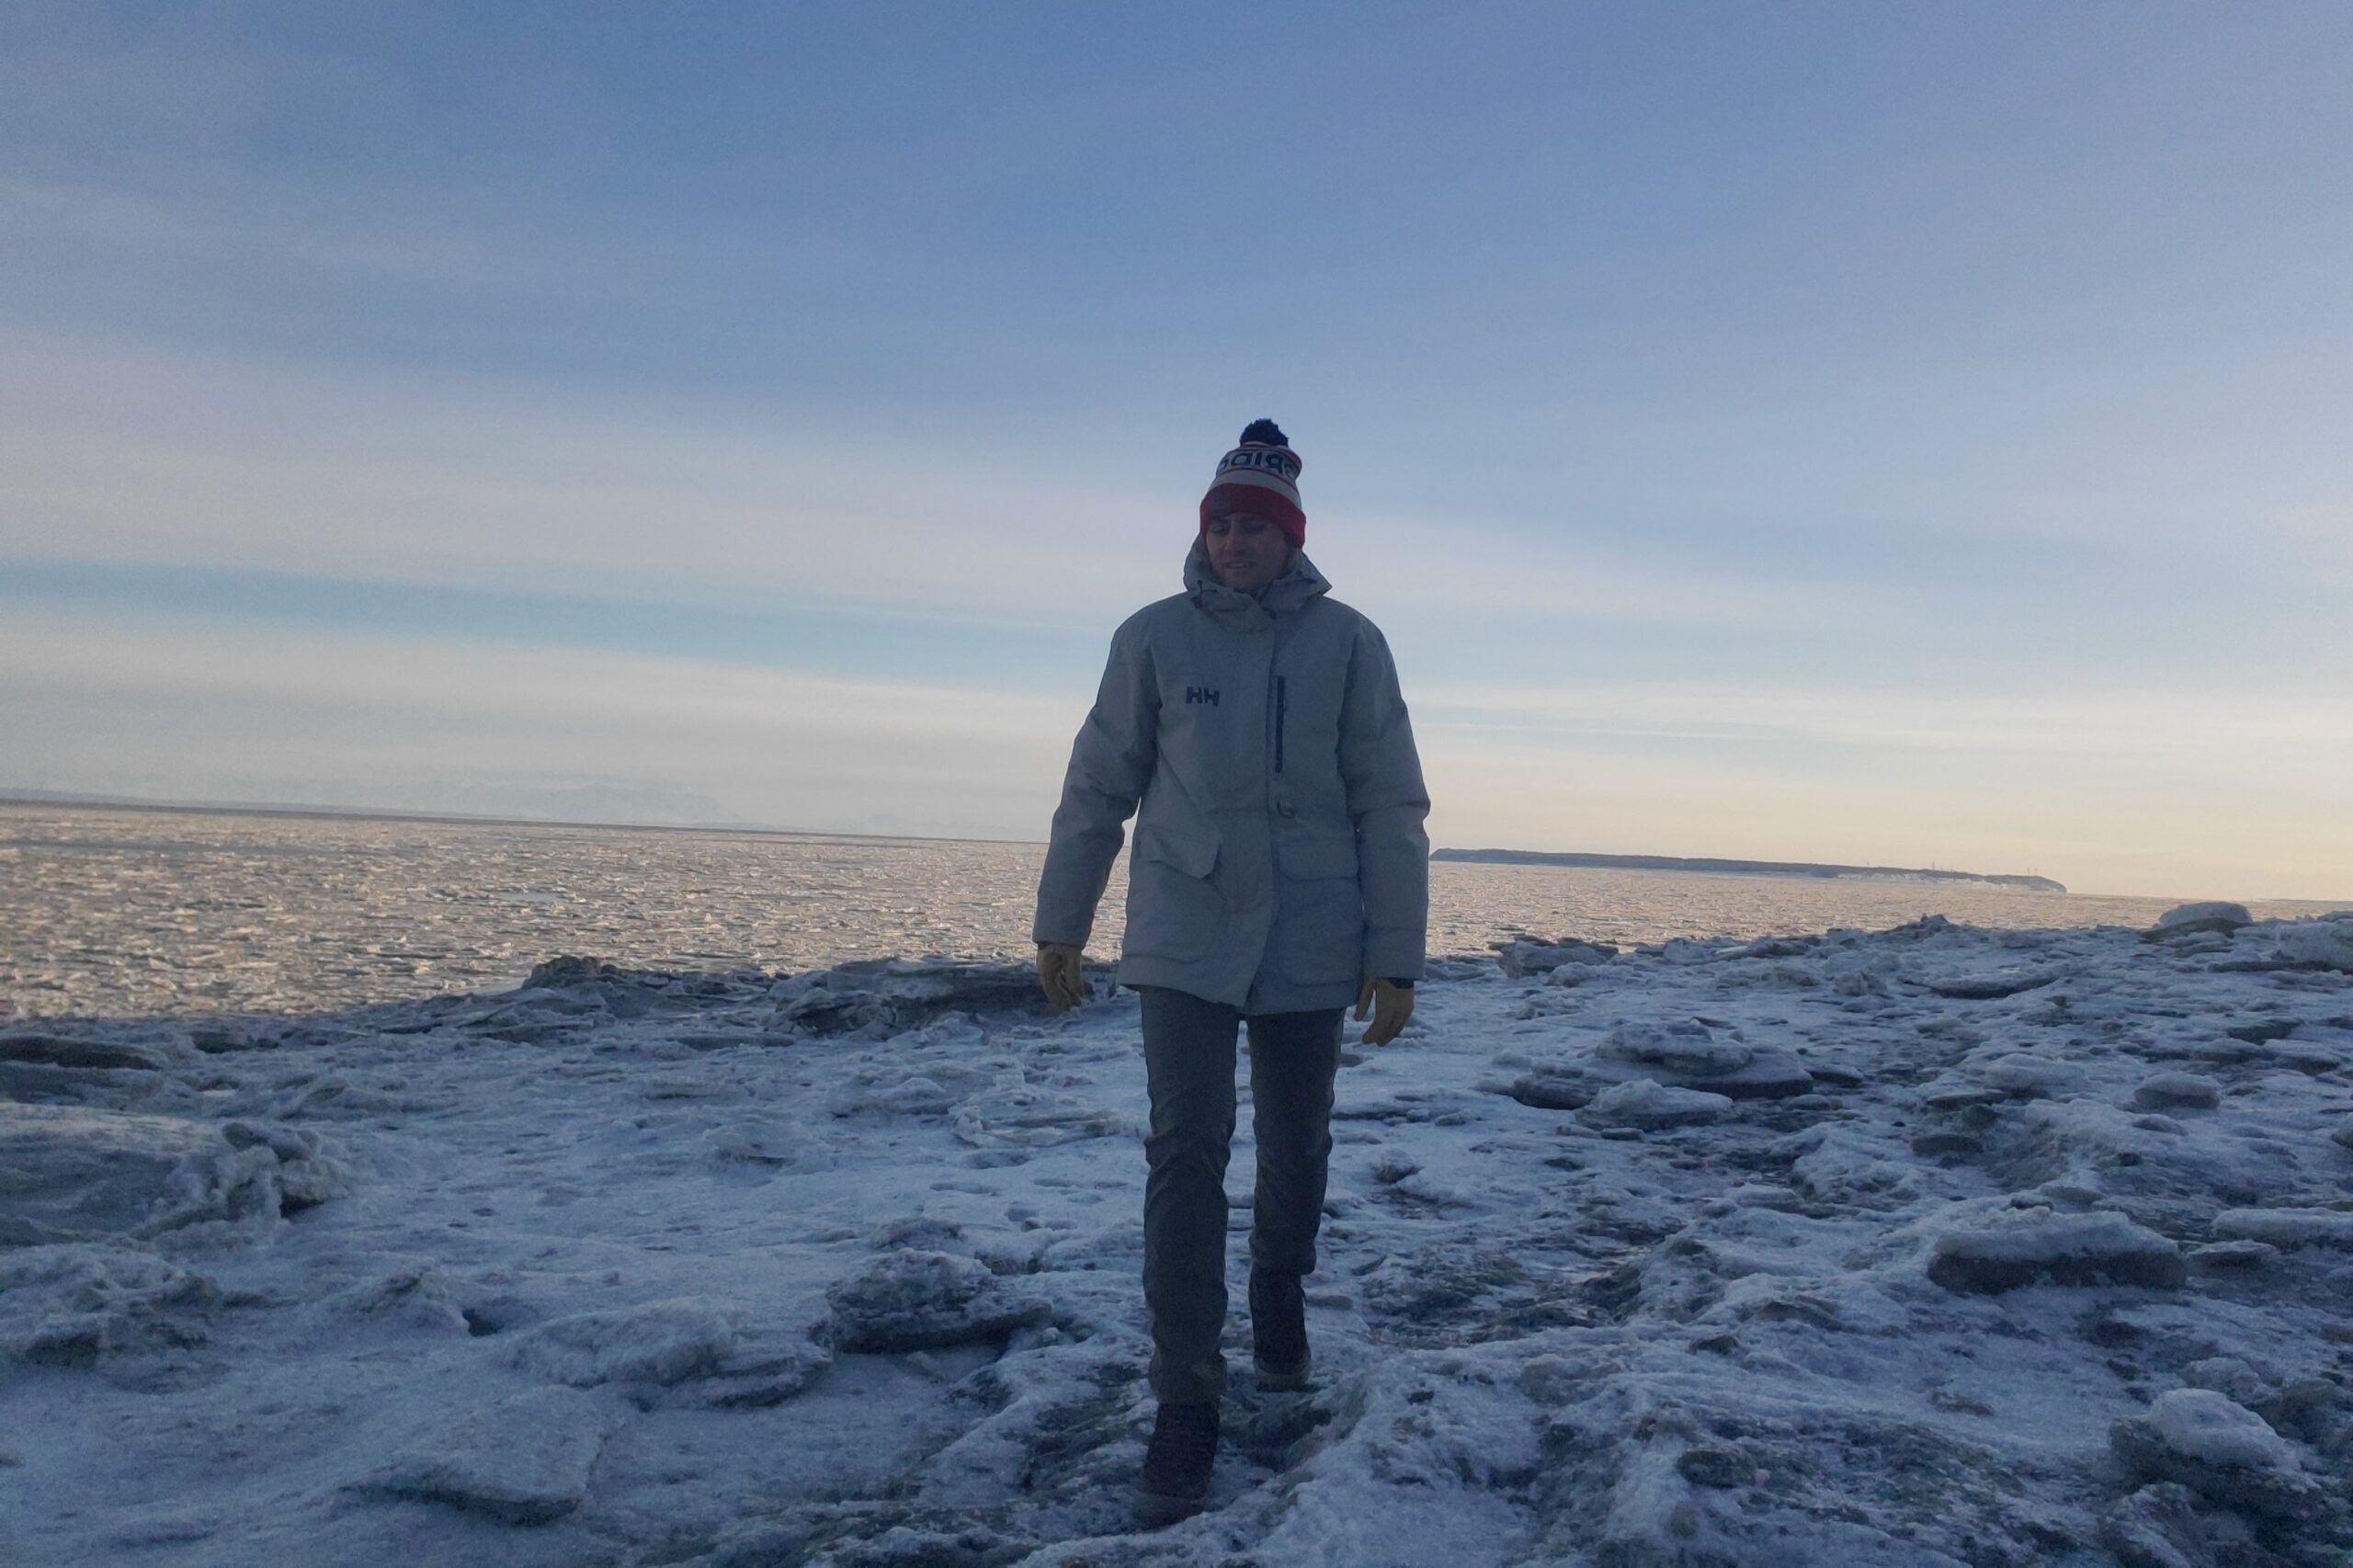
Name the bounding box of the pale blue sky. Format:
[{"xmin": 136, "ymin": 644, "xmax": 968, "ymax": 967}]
[{"xmin": 3, "ymin": 3, "xmax": 2348, "ymax": 897}]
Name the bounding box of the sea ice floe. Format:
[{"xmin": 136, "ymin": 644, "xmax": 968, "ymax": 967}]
[
  {"xmin": 949, "ymin": 1082, "xmax": 1124, "ymax": 1149},
  {"xmin": 359, "ymin": 1385, "xmax": 608, "ymax": 1525},
  {"xmin": 2129, "ymin": 1072, "xmax": 2222, "ymax": 1110},
  {"xmin": 0, "ymin": 1028, "xmax": 185, "ymax": 1073},
  {"xmin": 1500, "ymin": 1070, "xmax": 1594, "ymax": 1111},
  {"xmin": 2181, "ymin": 1355, "xmax": 2273, "ymax": 1406},
  {"xmin": 1598, "ymin": 1018, "xmax": 1752, "ymax": 1077},
  {"xmin": 2150, "ymin": 902, "xmax": 2255, "ymax": 937},
  {"xmin": 1575, "ymin": 1017, "xmax": 1814, "ymax": 1100},
  {"xmin": 506, "ymin": 1296, "xmax": 830, "ymax": 1406},
  {"xmin": 2111, "ymin": 1389, "xmax": 2326, "ymax": 1520},
  {"xmin": 824, "ymin": 1249, "xmax": 1052, "ymax": 1353},
  {"xmin": 506, "ymin": 1297, "xmax": 744, "ymax": 1385},
  {"xmin": 0, "ymin": 1244, "xmax": 222, "ymax": 1367},
  {"xmin": 0, "ymin": 1106, "xmax": 341, "ymax": 1247},
  {"xmin": 1493, "ymin": 937, "xmax": 1614, "ymax": 977},
  {"xmin": 1789, "ymin": 1126, "xmax": 1920, "ymax": 1204},
  {"xmin": 1578, "ymin": 1078, "xmax": 1733, "ymax": 1131},
  {"xmin": 705, "ymin": 1115, "xmax": 836, "ymax": 1170},
  {"xmin": 2210, "ymin": 1208, "xmax": 2353, "ymax": 1251},
  {"xmin": 2275, "ymin": 919, "xmax": 2353, "ymax": 971},
  {"xmin": 1977, "ymin": 1052, "xmax": 2090, "ymax": 1098},
  {"xmin": 1926, "ymin": 1206, "xmax": 2186, "ymax": 1294}
]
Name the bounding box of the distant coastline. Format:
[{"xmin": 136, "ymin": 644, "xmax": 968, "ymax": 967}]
[
  {"xmin": 1435, "ymin": 847, "xmax": 2067, "ymax": 894},
  {"xmin": 0, "ymin": 791, "xmax": 2062, "ymax": 895},
  {"xmin": 0, "ymin": 790, "xmax": 1012, "ymax": 851}
]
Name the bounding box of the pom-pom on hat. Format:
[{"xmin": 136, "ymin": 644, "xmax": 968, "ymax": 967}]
[{"xmin": 1200, "ymin": 418, "xmax": 1305, "ymax": 547}]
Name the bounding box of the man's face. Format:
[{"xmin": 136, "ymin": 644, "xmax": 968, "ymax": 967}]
[{"xmin": 1203, "ymin": 512, "xmax": 1290, "ymax": 592}]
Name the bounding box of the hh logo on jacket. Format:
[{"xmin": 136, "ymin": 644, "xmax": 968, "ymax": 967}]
[{"xmin": 1186, "ymin": 687, "xmax": 1220, "ymax": 707}]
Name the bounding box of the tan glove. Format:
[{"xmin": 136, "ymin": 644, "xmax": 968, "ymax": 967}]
[
  {"xmin": 1353, "ymin": 975, "xmax": 1415, "ymax": 1046},
  {"xmin": 1036, "ymin": 942, "xmax": 1088, "ymax": 1013}
]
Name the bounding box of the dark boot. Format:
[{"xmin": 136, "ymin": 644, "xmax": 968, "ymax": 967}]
[
  {"xmin": 1134, "ymin": 1401, "xmax": 1219, "ymax": 1526},
  {"xmin": 1250, "ymin": 1269, "xmax": 1310, "ymax": 1391}
]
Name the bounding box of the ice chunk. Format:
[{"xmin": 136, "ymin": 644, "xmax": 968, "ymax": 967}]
[
  {"xmin": 2181, "ymin": 1356, "xmax": 2271, "ymax": 1406},
  {"xmin": 1598, "ymin": 1019, "xmax": 1753, "ymax": 1077},
  {"xmin": 949, "ymin": 1083, "xmax": 1123, "ymax": 1149},
  {"xmin": 1977, "ymin": 1053, "xmax": 2088, "ymax": 1098},
  {"xmin": 0, "ymin": 1030, "xmax": 179, "ymax": 1072},
  {"xmin": 706, "ymin": 1118, "xmax": 835, "ymax": 1172},
  {"xmin": 0, "ymin": 1106, "xmax": 217, "ymax": 1244},
  {"xmin": 2111, "ymin": 1389, "xmax": 2322, "ymax": 1518},
  {"xmin": 2211, "ymin": 1208, "xmax": 2353, "ymax": 1250},
  {"xmin": 2188, "ymin": 1239, "xmax": 2279, "ymax": 1272},
  {"xmin": 1502, "ymin": 1071, "xmax": 1594, "ymax": 1111},
  {"xmin": 324, "ymin": 1262, "xmax": 471, "ymax": 1335},
  {"xmin": 1, "ymin": 1104, "xmax": 341, "ymax": 1249},
  {"xmin": 2275, "ymin": 919, "xmax": 2353, "ymax": 971},
  {"xmin": 2150, "ymin": 902, "xmax": 2253, "ymax": 937},
  {"xmin": 505, "ymin": 1297, "xmax": 828, "ymax": 1405},
  {"xmin": 823, "ymin": 1249, "xmax": 1051, "ymax": 1352},
  {"xmin": 0, "ymin": 1244, "xmax": 222, "ymax": 1367},
  {"xmin": 1494, "ymin": 937, "xmax": 1614, "ymax": 977},
  {"xmin": 1579, "ymin": 1079, "xmax": 1732, "ymax": 1131},
  {"xmin": 1927, "ymin": 1207, "xmax": 2185, "ymax": 1294},
  {"xmin": 2128, "ymin": 1072, "xmax": 2221, "ymax": 1110},
  {"xmin": 1927, "ymin": 969, "xmax": 2064, "ymax": 1000},
  {"xmin": 2097, "ymin": 1483, "xmax": 2205, "ymax": 1568},
  {"xmin": 506, "ymin": 1298, "xmax": 740, "ymax": 1386},
  {"xmin": 1792, "ymin": 1129, "xmax": 1919, "ymax": 1203},
  {"xmin": 361, "ymin": 1386, "xmax": 607, "ymax": 1524}
]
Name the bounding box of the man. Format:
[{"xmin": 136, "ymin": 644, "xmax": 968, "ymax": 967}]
[{"xmin": 1032, "ymin": 419, "xmax": 1431, "ymax": 1525}]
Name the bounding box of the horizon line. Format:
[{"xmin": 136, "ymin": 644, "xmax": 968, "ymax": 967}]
[{"xmin": 10, "ymin": 789, "xmax": 2348, "ymax": 907}]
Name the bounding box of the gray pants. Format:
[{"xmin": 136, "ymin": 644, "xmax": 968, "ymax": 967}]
[{"xmin": 1137, "ymin": 984, "xmax": 1344, "ymax": 1404}]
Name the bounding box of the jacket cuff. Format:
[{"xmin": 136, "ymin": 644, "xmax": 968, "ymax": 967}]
[{"xmin": 1363, "ymin": 926, "xmax": 1425, "ymax": 983}]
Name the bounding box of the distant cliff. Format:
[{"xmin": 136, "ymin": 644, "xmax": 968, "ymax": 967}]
[{"xmin": 1433, "ymin": 848, "xmax": 2066, "ymax": 894}]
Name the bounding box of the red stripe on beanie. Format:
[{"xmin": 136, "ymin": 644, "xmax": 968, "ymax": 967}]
[{"xmin": 1199, "ymin": 483, "xmax": 1306, "ymax": 548}]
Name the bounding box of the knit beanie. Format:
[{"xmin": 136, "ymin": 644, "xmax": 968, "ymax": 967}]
[{"xmin": 1199, "ymin": 418, "xmax": 1305, "ymax": 547}]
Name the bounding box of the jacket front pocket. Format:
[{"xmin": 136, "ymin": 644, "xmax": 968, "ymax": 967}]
[
  {"xmin": 1123, "ymin": 826, "xmax": 1224, "ymax": 962},
  {"xmin": 1270, "ymin": 835, "xmax": 1363, "ymax": 983}
]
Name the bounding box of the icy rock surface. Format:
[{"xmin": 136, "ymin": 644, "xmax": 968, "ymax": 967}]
[{"xmin": 6, "ymin": 922, "xmax": 2353, "ymax": 1566}]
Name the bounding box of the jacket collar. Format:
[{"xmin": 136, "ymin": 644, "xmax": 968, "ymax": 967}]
[{"xmin": 1184, "ymin": 539, "xmax": 1331, "ymax": 625}]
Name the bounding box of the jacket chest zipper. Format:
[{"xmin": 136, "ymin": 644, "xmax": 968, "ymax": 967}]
[{"xmin": 1274, "ymin": 674, "xmax": 1287, "ymax": 774}]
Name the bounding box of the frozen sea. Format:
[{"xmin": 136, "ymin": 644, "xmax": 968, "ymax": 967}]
[
  {"xmin": 0, "ymin": 803, "xmax": 2314, "ymax": 1020},
  {"xmin": 6, "ymin": 802, "xmax": 2353, "ymax": 1566}
]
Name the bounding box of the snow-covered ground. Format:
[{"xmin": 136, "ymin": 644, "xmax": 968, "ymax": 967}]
[{"xmin": 5, "ymin": 909, "xmax": 2352, "ymax": 1566}]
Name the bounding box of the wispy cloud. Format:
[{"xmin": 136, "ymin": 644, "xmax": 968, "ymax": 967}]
[
  {"xmin": 0, "ymin": 614, "xmax": 1074, "ymax": 840},
  {"xmin": 1415, "ymin": 678, "xmax": 2353, "ymax": 762}
]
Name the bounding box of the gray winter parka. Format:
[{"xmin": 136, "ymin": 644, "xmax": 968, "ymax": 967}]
[{"xmin": 1033, "ymin": 540, "xmax": 1430, "ymax": 1015}]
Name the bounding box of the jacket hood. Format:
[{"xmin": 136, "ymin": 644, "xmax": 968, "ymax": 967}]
[{"xmin": 1183, "ymin": 538, "xmax": 1332, "ymax": 621}]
